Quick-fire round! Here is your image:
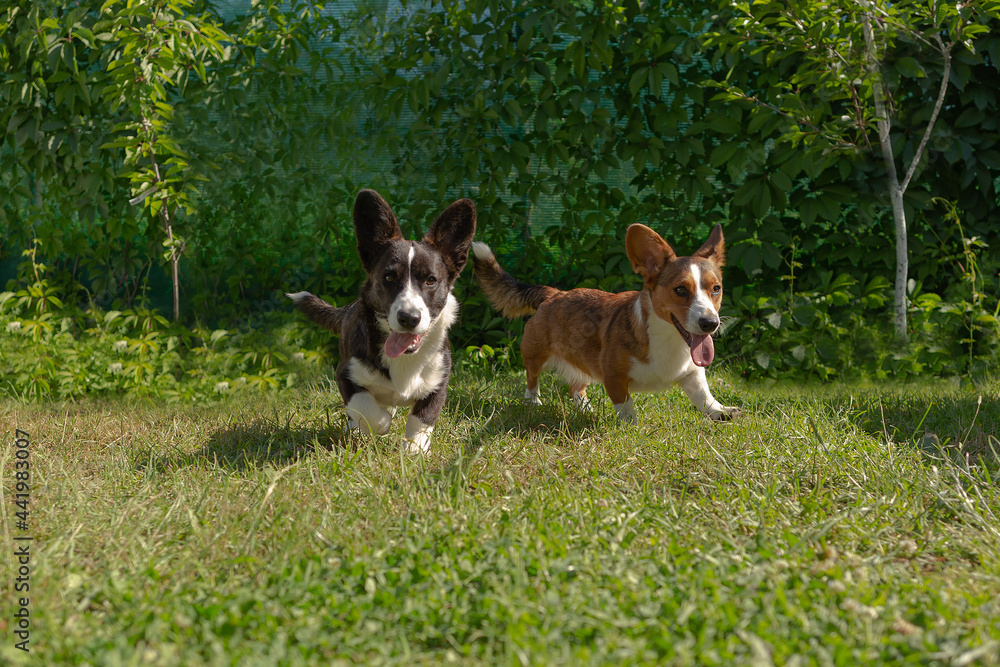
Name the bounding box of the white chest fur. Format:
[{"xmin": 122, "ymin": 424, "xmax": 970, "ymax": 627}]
[
  {"xmin": 347, "ymin": 294, "xmax": 457, "ymax": 406},
  {"xmin": 627, "ymin": 291, "xmax": 695, "ymax": 393}
]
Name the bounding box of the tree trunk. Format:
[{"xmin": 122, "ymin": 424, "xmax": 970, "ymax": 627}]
[
  {"xmin": 149, "ymin": 155, "xmax": 181, "ymax": 322},
  {"xmin": 165, "ymin": 214, "xmax": 180, "ymax": 323},
  {"xmin": 863, "ymin": 11, "xmax": 908, "ymax": 341},
  {"xmin": 887, "ymin": 178, "xmax": 908, "ymax": 340}
]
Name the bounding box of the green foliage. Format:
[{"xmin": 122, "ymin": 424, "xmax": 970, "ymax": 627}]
[
  {"xmin": 349, "ymin": 0, "xmax": 718, "ymax": 253},
  {"xmin": 101, "ymin": 0, "xmax": 231, "ymax": 319},
  {"xmin": 699, "ymin": 0, "xmax": 1000, "ymax": 280},
  {"xmin": 703, "ymin": 0, "xmax": 1000, "ymax": 337},
  {"xmin": 724, "ymin": 235, "xmax": 999, "ymax": 381},
  {"xmin": 101, "ymin": 0, "xmax": 230, "ymax": 220},
  {"xmin": 0, "ymin": 278, "xmax": 331, "ymax": 402},
  {"xmin": 0, "ymin": 0, "xmax": 121, "ymax": 223},
  {"xmin": 706, "ymin": 0, "xmax": 998, "ymax": 153},
  {"xmin": 1, "ymin": 0, "xmax": 999, "ymax": 387}
]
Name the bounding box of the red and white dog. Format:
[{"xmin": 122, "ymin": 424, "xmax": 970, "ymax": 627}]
[{"xmin": 472, "ymin": 224, "xmax": 741, "ymax": 424}]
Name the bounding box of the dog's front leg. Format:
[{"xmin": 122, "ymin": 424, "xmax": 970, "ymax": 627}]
[
  {"xmin": 345, "ymin": 391, "xmax": 395, "ymax": 435},
  {"xmin": 405, "ymin": 385, "xmax": 446, "ymax": 454},
  {"xmin": 677, "ymin": 369, "xmax": 741, "ymax": 421},
  {"xmin": 605, "ymin": 374, "xmax": 638, "ymax": 426},
  {"xmin": 338, "ymin": 366, "xmax": 394, "ymax": 435}
]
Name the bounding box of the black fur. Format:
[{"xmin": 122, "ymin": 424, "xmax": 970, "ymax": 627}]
[{"xmin": 289, "ymin": 189, "xmax": 476, "ymax": 450}]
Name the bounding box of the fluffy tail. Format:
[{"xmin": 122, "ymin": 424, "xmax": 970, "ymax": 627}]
[
  {"xmin": 471, "ymin": 242, "xmax": 560, "ymax": 318},
  {"xmin": 286, "ymin": 291, "xmax": 348, "ymax": 333}
]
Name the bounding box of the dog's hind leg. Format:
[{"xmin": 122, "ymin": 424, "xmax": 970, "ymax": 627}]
[
  {"xmin": 523, "ymin": 358, "xmax": 545, "ymax": 405},
  {"xmin": 570, "ymin": 383, "xmax": 592, "ymax": 411},
  {"xmin": 521, "ymin": 322, "xmax": 548, "ymax": 405}
]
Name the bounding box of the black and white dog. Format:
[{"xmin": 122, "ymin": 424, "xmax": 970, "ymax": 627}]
[{"xmin": 288, "ymin": 189, "xmax": 476, "ymax": 453}]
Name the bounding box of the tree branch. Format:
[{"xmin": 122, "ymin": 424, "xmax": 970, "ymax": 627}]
[
  {"xmin": 128, "ymin": 183, "xmax": 160, "ymax": 206},
  {"xmin": 727, "ymin": 89, "xmax": 859, "ymax": 151},
  {"xmin": 900, "ymin": 35, "xmax": 953, "ymax": 194}
]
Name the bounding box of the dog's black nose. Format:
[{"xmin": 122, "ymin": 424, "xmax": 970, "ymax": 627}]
[
  {"xmin": 396, "ymin": 311, "xmax": 421, "ymax": 330},
  {"xmin": 697, "ymin": 316, "xmax": 719, "ymax": 333}
]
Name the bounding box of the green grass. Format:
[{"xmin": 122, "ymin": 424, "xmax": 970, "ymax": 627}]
[{"xmin": 2, "ymin": 369, "xmax": 999, "ymax": 665}]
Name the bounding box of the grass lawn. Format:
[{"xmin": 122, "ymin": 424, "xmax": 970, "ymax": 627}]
[{"xmin": 2, "ymin": 369, "xmax": 999, "ymax": 665}]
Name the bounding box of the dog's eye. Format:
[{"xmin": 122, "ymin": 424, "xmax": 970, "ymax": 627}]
[
  {"xmin": 712, "ymin": 285, "xmax": 721, "ymax": 294},
  {"xmin": 674, "ymin": 286, "xmax": 689, "ymax": 298},
  {"xmin": 383, "ymin": 272, "xmax": 395, "ymax": 284},
  {"xmin": 426, "ymin": 276, "xmax": 438, "ymax": 286}
]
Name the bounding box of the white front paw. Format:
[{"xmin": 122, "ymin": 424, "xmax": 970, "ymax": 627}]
[
  {"xmin": 346, "ymin": 392, "xmax": 394, "ymax": 435},
  {"xmin": 707, "ymin": 405, "xmax": 742, "ymax": 422},
  {"xmin": 616, "ymin": 411, "xmax": 639, "ymax": 426},
  {"xmin": 613, "ymin": 398, "xmax": 638, "ymax": 426},
  {"xmin": 404, "ymin": 415, "xmax": 433, "ymax": 454}
]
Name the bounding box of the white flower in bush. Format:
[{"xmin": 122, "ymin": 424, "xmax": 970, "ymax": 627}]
[
  {"xmin": 841, "ymin": 598, "xmax": 880, "ymax": 619},
  {"xmin": 108, "ymin": 362, "xmax": 123, "ymax": 375},
  {"xmin": 6, "ymin": 321, "xmax": 21, "ymax": 333},
  {"xmin": 113, "ymin": 340, "xmax": 129, "ymax": 353},
  {"xmin": 291, "ymin": 352, "xmax": 305, "ymax": 362},
  {"xmin": 214, "ymin": 381, "xmax": 230, "ymax": 393}
]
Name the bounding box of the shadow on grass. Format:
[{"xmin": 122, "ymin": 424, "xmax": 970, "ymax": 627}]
[
  {"xmin": 444, "ymin": 388, "xmax": 600, "ymax": 453},
  {"xmin": 396, "ymin": 373, "xmax": 606, "ymax": 492},
  {"xmin": 818, "ymin": 385, "xmax": 1000, "ymax": 466},
  {"xmin": 136, "ymin": 366, "xmax": 710, "ymax": 480},
  {"xmin": 139, "ymin": 414, "xmax": 352, "ymax": 473}
]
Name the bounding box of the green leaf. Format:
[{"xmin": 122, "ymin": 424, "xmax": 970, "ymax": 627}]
[
  {"xmin": 710, "ymin": 142, "xmax": 739, "ymax": 167},
  {"xmin": 629, "ymin": 67, "xmax": 648, "ymax": 96},
  {"xmin": 657, "ymin": 62, "xmax": 678, "ymax": 86},
  {"xmin": 894, "ymin": 57, "xmax": 925, "ymax": 79}
]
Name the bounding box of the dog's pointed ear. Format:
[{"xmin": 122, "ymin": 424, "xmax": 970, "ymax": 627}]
[
  {"xmin": 626, "ymin": 224, "xmax": 676, "ymax": 285},
  {"xmin": 424, "ymin": 198, "xmax": 477, "ymax": 278},
  {"xmin": 693, "ymin": 224, "xmax": 725, "ymax": 266},
  {"xmin": 354, "ymin": 189, "xmax": 403, "ymax": 272}
]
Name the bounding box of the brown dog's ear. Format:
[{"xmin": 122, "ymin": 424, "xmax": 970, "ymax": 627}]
[
  {"xmin": 692, "ymin": 224, "xmax": 725, "ymax": 266},
  {"xmin": 626, "ymin": 224, "xmax": 676, "ymax": 285},
  {"xmin": 354, "ymin": 189, "xmax": 403, "ymax": 272},
  {"xmin": 424, "ymin": 198, "xmax": 477, "ymax": 278}
]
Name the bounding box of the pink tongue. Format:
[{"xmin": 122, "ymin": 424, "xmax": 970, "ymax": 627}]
[
  {"xmin": 690, "ymin": 334, "xmax": 715, "ymax": 367},
  {"xmin": 385, "ymin": 332, "xmax": 420, "ymax": 358}
]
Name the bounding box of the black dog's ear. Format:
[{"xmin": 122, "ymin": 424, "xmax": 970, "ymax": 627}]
[
  {"xmin": 354, "ymin": 189, "xmax": 403, "ymax": 272},
  {"xmin": 424, "ymin": 198, "xmax": 477, "ymax": 278}
]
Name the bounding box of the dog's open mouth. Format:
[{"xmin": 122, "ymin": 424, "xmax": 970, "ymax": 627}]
[
  {"xmin": 671, "ymin": 314, "xmax": 715, "ymax": 368},
  {"xmin": 385, "ymin": 332, "xmax": 426, "ymax": 358}
]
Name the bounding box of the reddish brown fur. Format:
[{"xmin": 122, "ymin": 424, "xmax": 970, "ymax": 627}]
[
  {"xmin": 521, "ymin": 289, "xmax": 646, "ymax": 401},
  {"xmin": 647, "ymin": 257, "xmax": 725, "ymax": 328},
  {"xmin": 475, "ymin": 224, "xmax": 732, "ymax": 418},
  {"xmin": 472, "ymin": 247, "xmax": 559, "ymax": 318}
]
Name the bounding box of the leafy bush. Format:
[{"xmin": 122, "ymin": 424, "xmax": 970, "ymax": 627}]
[
  {"xmin": 0, "ymin": 283, "xmax": 333, "ymax": 403},
  {"xmin": 1, "ymin": 1, "xmax": 998, "ymax": 395},
  {"xmin": 722, "ymin": 258, "xmax": 999, "ymax": 381}
]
